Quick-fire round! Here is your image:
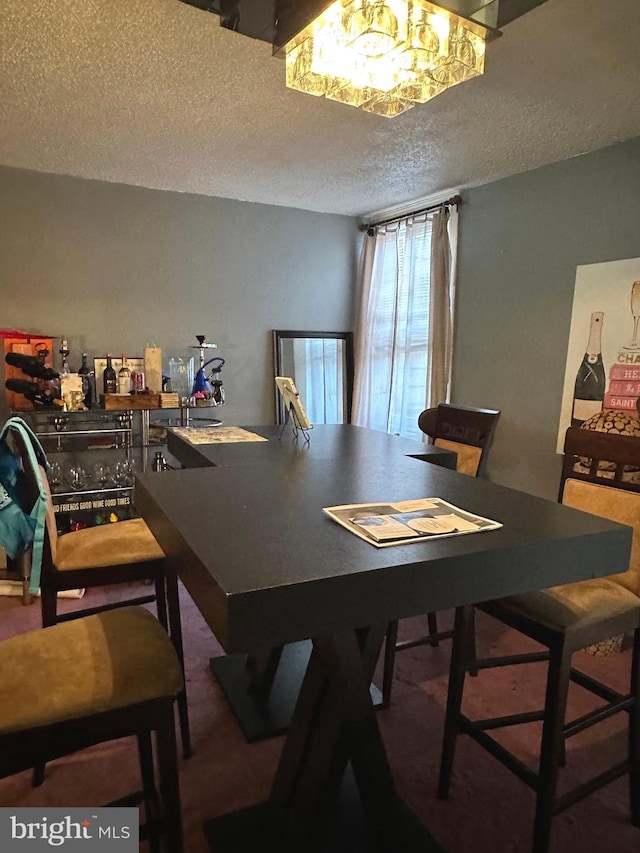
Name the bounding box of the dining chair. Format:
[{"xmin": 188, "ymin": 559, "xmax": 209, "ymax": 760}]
[
  {"xmin": 0, "ymin": 606, "xmax": 183, "ymax": 852},
  {"xmin": 438, "ymin": 426, "xmax": 640, "ymax": 853},
  {"xmin": 381, "ymin": 403, "xmax": 501, "ymax": 706},
  {"xmin": 6, "ymin": 422, "xmax": 192, "ymax": 763},
  {"xmin": 419, "ymin": 402, "xmax": 501, "ymax": 477}
]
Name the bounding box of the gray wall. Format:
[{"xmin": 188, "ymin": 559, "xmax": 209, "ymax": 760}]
[
  {"xmin": 452, "ymin": 135, "xmax": 640, "ymax": 498},
  {"xmin": 4, "ymin": 137, "xmax": 640, "ymax": 499},
  {"xmin": 0, "ymin": 166, "xmax": 359, "ymax": 424}
]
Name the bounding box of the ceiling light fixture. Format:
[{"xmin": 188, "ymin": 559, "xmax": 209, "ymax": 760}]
[
  {"xmin": 178, "ymin": 0, "xmax": 549, "ymax": 117},
  {"xmin": 285, "ymin": 1, "xmax": 489, "ymax": 117}
]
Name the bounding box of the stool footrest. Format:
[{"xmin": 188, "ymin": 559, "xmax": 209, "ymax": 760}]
[
  {"xmin": 564, "ymin": 695, "xmax": 634, "ymax": 739},
  {"xmin": 570, "ymin": 667, "xmax": 625, "ymax": 704},
  {"xmin": 56, "ymin": 595, "xmax": 156, "ymax": 622},
  {"xmin": 475, "ymin": 709, "xmax": 545, "ymax": 730},
  {"xmin": 554, "ymin": 761, "xmax": 630, "ymax": 814},
  {"xmin": 395, "ymin": 631, "xmax": 454, "ymax": 651},
  {"xmin": 473, "ymin": 651, "xmax": 549, "ymax": 670},
  {"xmin": 459, "ymin": 714, "xmax": 538, "ymax": 788}
]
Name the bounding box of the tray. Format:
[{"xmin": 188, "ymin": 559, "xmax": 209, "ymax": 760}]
[{"xmin": 100, "ymin": 393, "xmax": 161, "ymax": 410}]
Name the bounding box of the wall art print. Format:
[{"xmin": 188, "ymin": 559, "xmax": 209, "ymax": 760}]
[{"xmin": 558, "ymin": 257, "xmax": 640, "ymax": 453}]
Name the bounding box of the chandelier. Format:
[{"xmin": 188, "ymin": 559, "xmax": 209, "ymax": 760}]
[
  {"xmin": 178, "ymin": 1, "xmax": 550, "ymax": 118},
  {"xmin": 284, "ymin": 1, "xmax": 490, "ymax": 117}
]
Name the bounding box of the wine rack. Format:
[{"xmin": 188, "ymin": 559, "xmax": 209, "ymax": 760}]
[{"xmin": 20, "ymin": 409, "xmax": 143, "ymax": 530}]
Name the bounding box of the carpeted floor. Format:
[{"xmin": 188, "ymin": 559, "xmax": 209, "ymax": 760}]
[{"xmin": 0, "ymin": 583, "xmax": 637, "ymax": 852}]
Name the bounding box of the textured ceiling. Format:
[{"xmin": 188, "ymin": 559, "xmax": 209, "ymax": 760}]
[{"xmin": 1, "ymin": 0, "xmax": 639, "ymax": 218}]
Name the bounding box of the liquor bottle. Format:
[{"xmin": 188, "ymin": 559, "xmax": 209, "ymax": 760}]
[
  {"xmin": 153, "ymin": 451, "xmax": 168, "ymax": 472},
  {"xmin": 4, "ymin": 378, "xmax": 63, "ymax": 408},
  {"xmin": 78, "ymin": 353, "xmax": 94, "ymax": 408},
  {"xmin": 59, "ymin": 339, "xmax": 71, "ymax": 375},
  {"xmin": 103, "ymin": 354, "xmax": 117, "ymax": 395},
  {"xmin": 118, "ymin": 354, "xmax": 131, "ymax": 395},
  {"xmin": 571, "ymin": 311, "xmax": 606, "ymax": 426},
  {"xmin": 5, "ymin": 352, "xmax": 59, "ymax": 381}
]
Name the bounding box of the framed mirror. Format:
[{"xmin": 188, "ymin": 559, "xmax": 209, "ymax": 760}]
[{"xmin": 273, "ymin": 330, "xmax": 354, "ymax": 425}]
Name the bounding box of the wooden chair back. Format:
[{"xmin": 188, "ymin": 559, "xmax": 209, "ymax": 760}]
[
  {"xmin": 418, "ymin": 403, "xmax": 501, "ymax": 477},
  {"xmin": 561, "ymin": 426, "xmax": 640, "ymax": 595}
]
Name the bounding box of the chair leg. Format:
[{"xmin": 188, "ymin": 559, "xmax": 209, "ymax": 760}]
[
  {"xmin": 31, "ymin": 764, "xmax": 46, "ymax": 787},
  {"xmin": 166, "ymin": 570, "xmax": 192, "ymax": 759},
  {"xmin": 630, "ymin": 627, "xmax": 640, "ymax": 827},
  {"xmin": 138, "ymin": 732, "xmax": 161, "ymax": 853},
  {"xmin": 382, "ymin": 621, "xmax": 398, "ymax": 708},
  {"xmin": 155, "ymin": 702, "xmax": 183, "ymax": 853},
  {"xmin": 40, "ymin": 586, "xmax": 58, "ymax": 628},
  {"xmin": 427, "ymin": 612, "xmax": 440, "ymax": 646},
  {"xmin": 532, "ymin": 638, "xmax": 572, "ymax": 853},
  {"xmin": 438, "ymin": 606, "xmax": 474, "ymax": 799},
  {"xmin": 34, "ymin": 584, "xmax": 54, "ymax": 789},
  {"xmin": 155, "ymin": 577, "xmax": 168, "ymax": 632},
  {"xmin": 467, "ymin": 607, "xmax": 478, "ymax": 678}
]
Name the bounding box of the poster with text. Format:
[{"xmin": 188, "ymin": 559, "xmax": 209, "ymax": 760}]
[{"xmin": 558, "ymin": 257, "xmax": 640, "ymax": 453}]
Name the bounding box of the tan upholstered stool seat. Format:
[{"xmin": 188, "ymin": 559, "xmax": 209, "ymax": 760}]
[
  {"xmin": 55, "ymin": 518, "xmax": 165, "ymax": 572},
  {"xmin": 434, "ymin": 438, "xmax": 482, "ymax": 477},
  {"xmin": 0, "ymin": 607, "xmax": 183, "ymax": 735},
  {"xmin": 490, "ymin": 577, "xmax": 640, "ymax": 635}
]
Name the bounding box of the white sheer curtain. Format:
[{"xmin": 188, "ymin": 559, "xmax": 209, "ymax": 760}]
[{"xmin": 352, "ymin": 207, "xmax": 455, "ymax": 440}]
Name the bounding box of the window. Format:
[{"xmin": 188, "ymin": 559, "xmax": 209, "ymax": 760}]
[{"xmin": 354, "ymin": 209, "xmax": 453, "ymax": 441}]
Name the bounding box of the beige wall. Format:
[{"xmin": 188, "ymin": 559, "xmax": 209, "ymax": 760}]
[{"xmin": 0, "ymin": 166, "xmax": 359, "ymax": 424}]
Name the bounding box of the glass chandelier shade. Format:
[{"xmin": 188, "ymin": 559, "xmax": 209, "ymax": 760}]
[{"xmin": 284, "ymin": 0, "xmax": 487, "ymax": 117}]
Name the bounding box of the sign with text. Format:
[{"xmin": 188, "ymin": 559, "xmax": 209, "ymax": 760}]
[{"xmin": 0, "ymin": 808, "xmax": 138, "ymax": 850}]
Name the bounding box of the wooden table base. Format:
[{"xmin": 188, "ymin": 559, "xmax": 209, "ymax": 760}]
[
  {"xmin": 206, "ymin": 627, "xmax": 444, "ymax": 852},
  {"xmin": 211, "ymin": 640, "xmax": 383, "ymax": 743}
]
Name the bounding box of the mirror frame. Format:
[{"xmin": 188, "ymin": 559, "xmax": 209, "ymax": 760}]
[{"xmin": 272, "ymin": 330, "xmax": 354, "ymax": 425}]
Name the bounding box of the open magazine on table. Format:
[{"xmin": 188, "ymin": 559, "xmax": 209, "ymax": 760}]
[{"xmin": 323, "ymin": 497, "xmax": 502, "ymax": 548}]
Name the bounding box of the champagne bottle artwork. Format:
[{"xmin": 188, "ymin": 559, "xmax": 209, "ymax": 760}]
[
  {"xmin": 571, "ymin": 311, "xmax": 605, "ymax": 426},
  {"xmin": 603, "ymin": 280, "xmax": 640, "ymax": 412}
]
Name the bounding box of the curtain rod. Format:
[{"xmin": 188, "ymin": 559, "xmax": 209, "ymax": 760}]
[{"xmin": 361, "ymin": 194, "xmax": 462, "ymax": 234}]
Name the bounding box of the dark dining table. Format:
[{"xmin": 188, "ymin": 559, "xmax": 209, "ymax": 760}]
[
  {"xmin": 136, "ymin": 425, "xmax": 632, "ymax": 852},
  {"xmin": 166, "ymin": 422, "xmax": 458, "ymax": 471},
  {"xmin": 165, "ymin": 424, "xmax": 459, "ymax": 741}
]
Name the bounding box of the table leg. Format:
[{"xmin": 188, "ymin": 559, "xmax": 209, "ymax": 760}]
[
  {"xmin": 211, "ymin": 640, "xmax": 383, "ymax": 743},
  {"xmin": 205, "ymin": 625, "xmax": 444, "ymax": 852},
  {"xmin": 247, "ymin": 645, "xmax": 284, "ymax": 694}
]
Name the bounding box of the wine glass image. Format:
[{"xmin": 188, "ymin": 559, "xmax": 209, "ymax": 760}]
[
  {"xmin": 69, "ymin": 466, "xmax": 87, "ymax": 490},
  {"xmin": 93, "ymin": 463, "xmax": 111, "ymax": 488},
  {"xmin": 623, "ymin": 281, "xmax": 640, "ymax": 351},
  {"xmin": 48, "ymin": 462, "xmax": 63, "ymax": 489},
  {"xmin": 113, "ymin": 462, "xmax": 129, "ymax": 486},
  {"xmin": 124, "ymin": 458, "xmax": 136, "ymax": 486}
]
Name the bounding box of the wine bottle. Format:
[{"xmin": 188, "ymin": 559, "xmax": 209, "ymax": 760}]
[
  {"xmin": 5, "ymin": 352, "xmax": 59, "ymax": 381},
  {"xmin": 103, "ymin": 354, "xmax": 117, "ymax": 395},
  {"xmin": 118, "ymin": 354, "xmax": 131, "ymax": 395},
  {"xmin": 5, "ymin": 378, "xmax": 63, "ymax": 408},
  {"xmin": 78, "ymin": 353, "xmax": 94, "ymax": 408},
  {"xmin": 572, "ymin": 311, "xmax": 606, "ymax": 426}
]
